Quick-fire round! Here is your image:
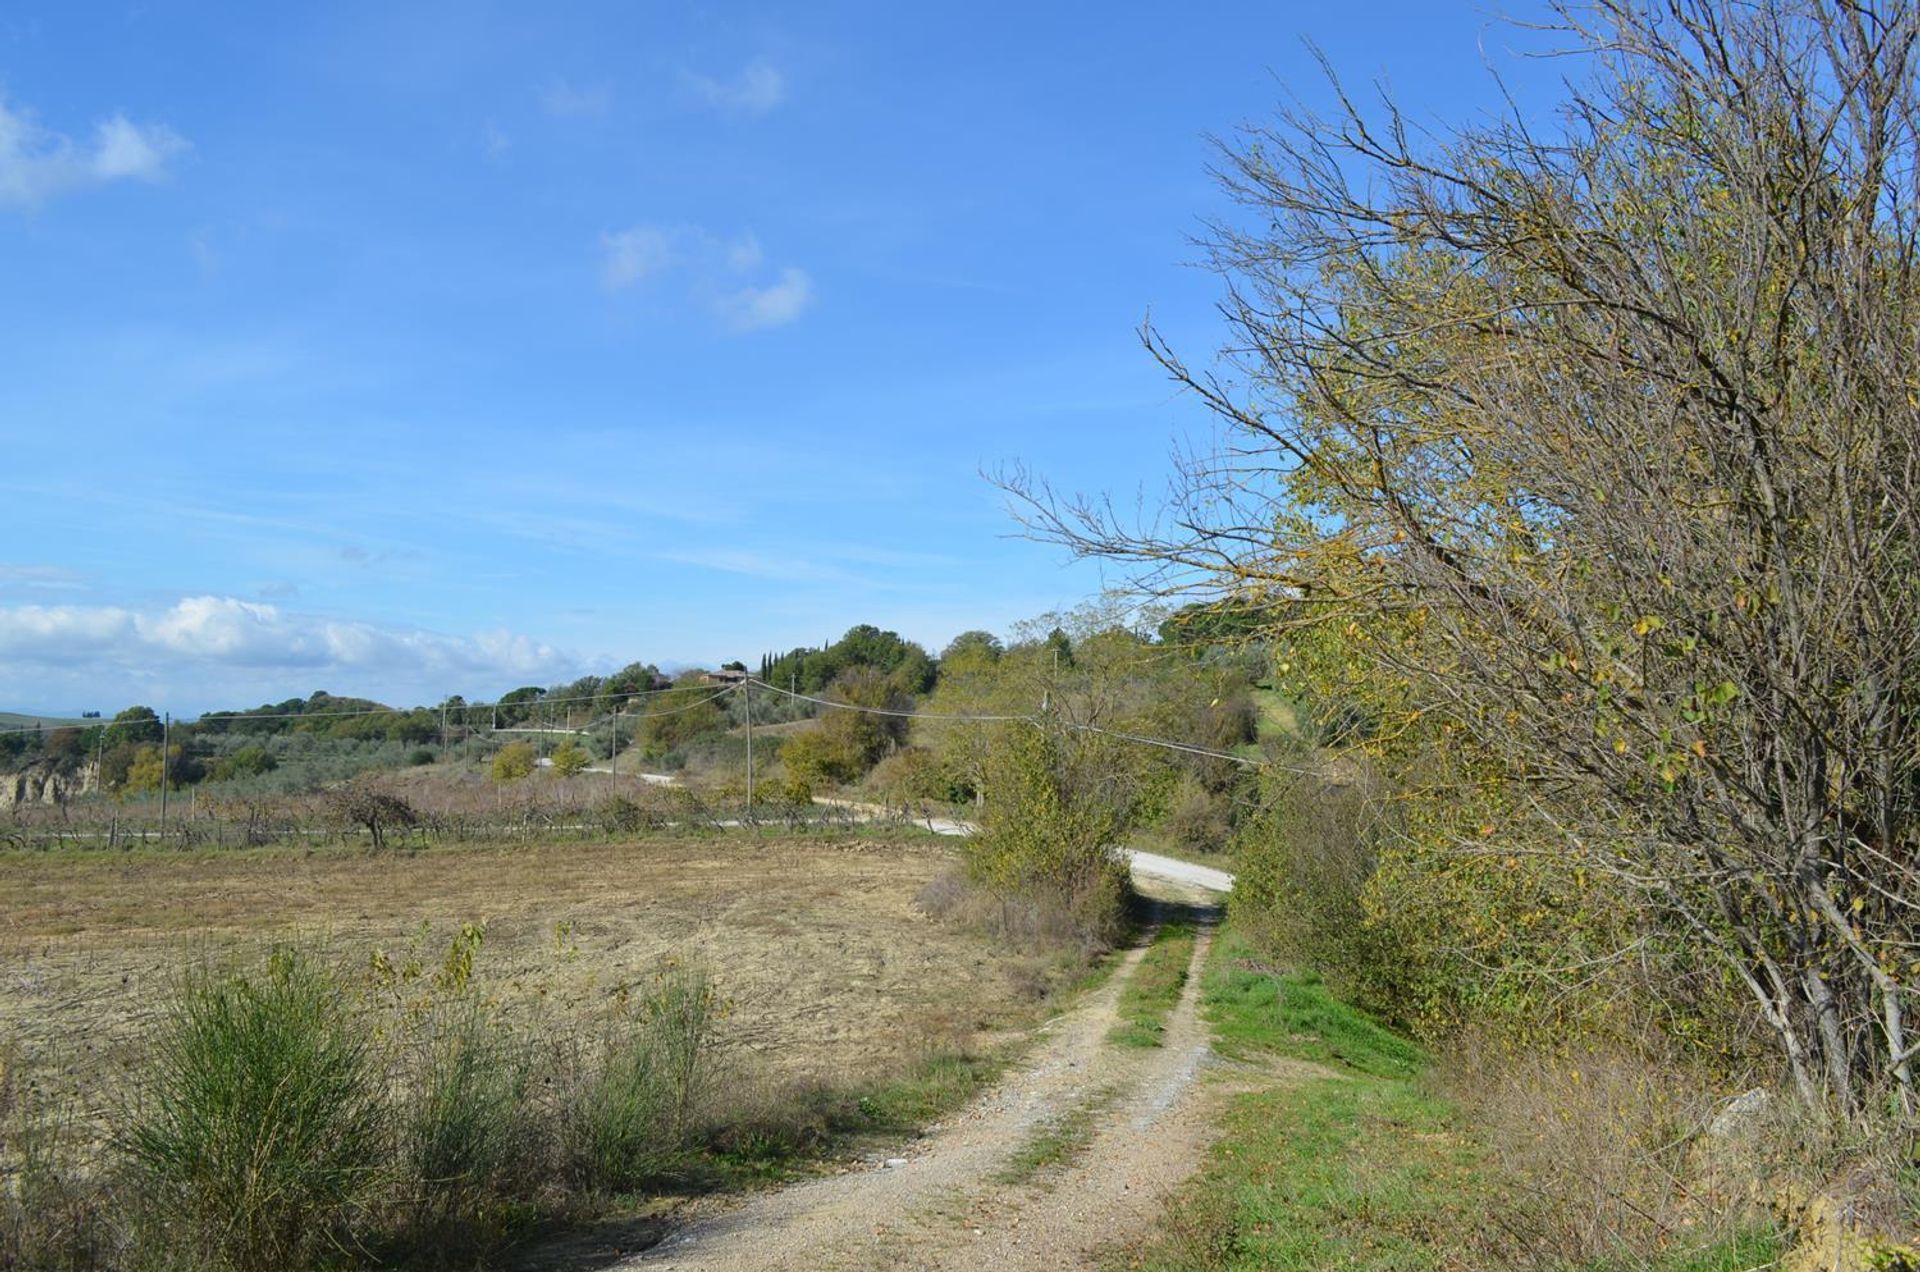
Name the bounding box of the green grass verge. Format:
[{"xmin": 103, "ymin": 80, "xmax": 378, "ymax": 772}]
[
  {"xmin": 1109, "ymin": 921, "xmax": 1198, "ymax": 1049},
  {"xmin": 1202, "ymin": 932, "xmax": 1423, "ymax": 1079},
  {"xmin": 1110, "ymin": 1071, "xmax": 1482, "ymax": 1271},
  {"xmin": 1108, "ymin": 930, "xmax": 1481, "ymax": 1269},
  {"xmin": 1112, "ymin": 930, "xmax": 1784, "ymax": 1271}
]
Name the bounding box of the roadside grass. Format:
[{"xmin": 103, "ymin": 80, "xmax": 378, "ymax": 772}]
[
  {"xmin": 1108, "ymin": 921, "xmax": 1198, "ymax": 1049},
  {"xmin": 997, "ymin": 1084, "xmax": 1124, "ymax": 1186},
  {"xmin": 1111, "ymin": 930, "xmax": 1785, "ymax": 1271},
  {"xmin": 1111, "ymin": 1072, "xmax": 1481, "ymax": 1271},
  {"xmin": 662, "ymin": 922, "xmax": 1142, "ymax": 1191},
  {"xmin": 697, "ymin": 1048, "xmax": 1010, "ymax": 1189},
  {"xmin": 1202, "ymin": 934, "xmax": 1422, "ymax": 1079}
]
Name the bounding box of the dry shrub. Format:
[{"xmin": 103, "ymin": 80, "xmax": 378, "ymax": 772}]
[
  {"xmin": 1745, "ymin": 1097, "xmax": 1920, "ymax": 1259},
  {"xmin": 913, "ymin": 867, "xmax": 972, "ymax": 921},
  {"xmin": 697, "ymin": 1074, "xmax": 844, "ymax": 1168},
  {"xmin": 1438, "ymin": 1030, "xmax": 1780, "ymax": 1267},
  {"xmin": 323, "ymin": 779, "xmax": 422, "ymax": 851},
  {"xmin": 915, "ymin": 864, "xmax": 1118, "ymax": 994},
  {"xmin": 916, "ymin": 865, "xmax": 1085, "ymax": 948}
]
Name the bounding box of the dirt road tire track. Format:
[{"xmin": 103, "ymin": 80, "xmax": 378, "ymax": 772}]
[{"xmin": 630, "ymin": 913, "xmax": 1241, "ymax": 1271}]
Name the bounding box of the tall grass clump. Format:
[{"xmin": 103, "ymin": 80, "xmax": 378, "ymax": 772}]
[
  {"xmin": 392, "ymin": 1002, "xmax": 535, "ymax": 1260},
  {"xmin": 560, "ymin": 965, "xmax": 721, "ymax": 1195},
  {"xmin": 120, "ymin": 949, "xmax": 384, "ymax": 1271}
]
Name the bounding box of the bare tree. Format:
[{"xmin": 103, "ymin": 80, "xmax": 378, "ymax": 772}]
[
  {"xmin": 1008, "ymin": 0, "xmax": 1920, "ymax": 1114},
  {"xmin": 325, "ymin": 780, "xmax": 421, "ymax": 853}
]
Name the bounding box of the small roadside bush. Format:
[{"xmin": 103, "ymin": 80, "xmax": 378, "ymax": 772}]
[
  {"xmin": 559, "ymin": 966, "xmax": 721, "ymax": 1194},
  {"xmin": 1228, "ymin": 767, "xmax": 1426, "ymax": 1026},
  {"xmin": 597, "ymin": 793, "xmax": 666, "ymax": 835},
  {"xmin": 121, "ymin": 949, "xmax": 385, "ymax": 1271},
  {"xmin": 550, "ymin": 740, "xmax": 591, "ymax": 778},
  {"xmin": 395, "ymin": 1002, "xmax": 535, "ymax": 1257},
  {"xmin": 865, "ymin": 746, "xmax": 965, "ymax": 806}
]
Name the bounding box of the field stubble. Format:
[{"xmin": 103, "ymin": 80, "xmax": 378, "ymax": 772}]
[{"xmin": 1, "ymin": 831, "xmax": 1047, "ymax": 1123}]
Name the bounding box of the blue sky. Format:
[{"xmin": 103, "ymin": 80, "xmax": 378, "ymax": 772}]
[{"xmin": 0, "ymin": 2, "xmax": 1560, "ymax": 715}]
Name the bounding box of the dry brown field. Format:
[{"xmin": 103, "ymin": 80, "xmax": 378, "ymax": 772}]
[{"xmin": 0, "ymin": 830, "xmax": 1038, "ymax": 1105}]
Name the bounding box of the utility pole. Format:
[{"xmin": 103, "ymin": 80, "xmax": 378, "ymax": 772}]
[
  {"xmin": 440, "ymin": 700, "xmax": 448, "ymax": 753},
  {"xmin": 610, "ymin": 700, "xmax": 619, "ymax": 791},
  {"xmin": 743, "ymin": 679, "xmax": 754, "ymax": 823},
  {"xmin": 159, "ymin": 711, "xmax": 170, "ymax": 843}
]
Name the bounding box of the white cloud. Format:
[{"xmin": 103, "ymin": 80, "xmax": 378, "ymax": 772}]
[
  {"xmin": 90, "ymin": 114, "xmax": 180, "ymax": 179},
  {"xmin": 599, "ymin": 226, "xmax": 810, "ymax": 330},
  {"xmin": 0, "ymin": 596, "xmax": 581, "ymax": 695},
  {"xmin": 724, "ymin": 232, "xmax": 763, "ymax": 273},
  {"xmin": 717, "ymin": 266, "xmax": 813, "ymax": 331},
  {"xmin": 683, "ymin": 59, "xmax": 786, "ymax": 116},
  {"xmin": 0, "ymin": 97, "xmax": 187, "ymax": 210},
  {"xmin": 542, "ymin": 79, "xmax": 611, "ymax": 118},
  {"xmin": 600, "ymin": 226, "xmax": 678, "ymax": 289}
]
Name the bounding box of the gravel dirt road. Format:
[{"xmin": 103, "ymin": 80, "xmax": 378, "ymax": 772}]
[{"xmin": 624, "ymin": 883, "xmax": 1290, "ymax": 1272}]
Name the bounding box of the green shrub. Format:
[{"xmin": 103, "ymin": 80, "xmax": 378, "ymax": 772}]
[
  {"xmin": 490, "ymin": 742, "xmax": 535, "ymax": 782},
  {"xmin": 122, "ymin": 949, "xmax": 385, "ymax": 1271},
  {"xmin": 865, "ymin": 746, "xmax": 966, "ymax": 805},
  {"xmin": 396, "ymin": 1002, "xmax": 533, "ymax": 1257},
  {"xmin": 597, "ymin": 793, "xmax": 665, "ymax": 834},
  {"xmin": 965, "ymin": 722, "xmax": 1129, "ymax": 950},
  {"xmin": 1228, "ymin": 768, "xmax": 1434, "ymax": 1028},
  {"xmin": 550, "ymin": 740, "xmax": 591, "ymax": 778},
  {"xmin": 1157, "ymin": 776, "xmax": 1232, "ymax": 857},
  {"xmin": 560, "ymin": 966, "xmax": 719, "ymax": 1194}
]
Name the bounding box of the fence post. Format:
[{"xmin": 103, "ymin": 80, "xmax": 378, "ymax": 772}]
[{"xmin": 159, "ymin": 711, "xmax": 170, "ymax": 844}]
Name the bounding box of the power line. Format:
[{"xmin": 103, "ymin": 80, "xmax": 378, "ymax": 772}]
[
  {"xmin": 1057, "ymin": 721, "xmax": 1267, "ymax": 769},
  {"xmin": 605, "ymin": 686, "xmax": 739, "ymax": 719},
  {"xmin": 745, "ymin": 678, "xmax": 1028, "ymax": 723}
]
